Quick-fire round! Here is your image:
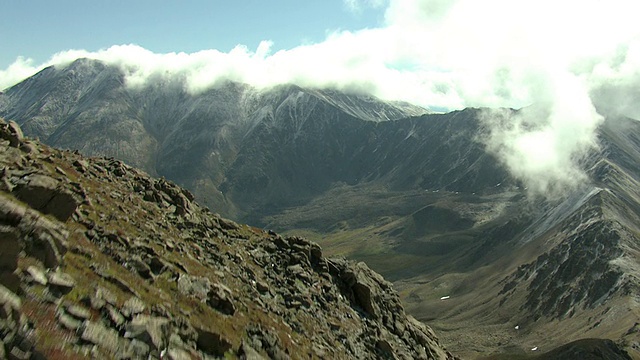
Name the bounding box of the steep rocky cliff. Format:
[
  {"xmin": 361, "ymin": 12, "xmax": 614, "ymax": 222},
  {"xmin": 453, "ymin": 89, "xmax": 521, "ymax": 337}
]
[{"xmin": 0, "ymin": 118, "xmax": 456, "ymax": 359}]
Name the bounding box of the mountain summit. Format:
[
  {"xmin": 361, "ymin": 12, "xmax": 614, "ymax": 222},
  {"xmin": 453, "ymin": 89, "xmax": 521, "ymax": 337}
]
[{"xmin": 0, "ymin": 58, "xmax": 427, "ymax": 220}]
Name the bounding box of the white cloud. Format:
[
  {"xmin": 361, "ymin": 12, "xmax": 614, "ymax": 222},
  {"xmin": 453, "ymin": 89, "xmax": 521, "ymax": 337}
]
[
  {"xmin": 0, "ymin": 57, "xmax": 41, "ymax": 91},
  {"xmin": 344, "ymin": 0, "xmax": 387, "ymax": 13},
  {"xmin": 480, "ymin": 70, "xmax": 603, "ymax": 196},
  {"xmin": 2, "ymin": 0, "xmax": 640, "ymax": 196}
]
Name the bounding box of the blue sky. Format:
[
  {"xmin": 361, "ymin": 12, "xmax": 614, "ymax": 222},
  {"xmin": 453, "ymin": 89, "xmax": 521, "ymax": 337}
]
[{"xmin": 0, "ymin": 0, "xmax": 384, "ymax": 69}]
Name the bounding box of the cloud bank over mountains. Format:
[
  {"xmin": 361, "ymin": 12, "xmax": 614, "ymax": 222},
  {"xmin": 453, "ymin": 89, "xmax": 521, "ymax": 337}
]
[
  {"xmin": 2, "ymin": 0, "xmax": 640, "ymax": 196},
  {"xmin": 2, "ymin": 0, "xmax": 639, "ymax": 114}
]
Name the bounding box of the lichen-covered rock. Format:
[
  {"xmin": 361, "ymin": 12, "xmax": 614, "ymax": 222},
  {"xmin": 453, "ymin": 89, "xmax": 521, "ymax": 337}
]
[
  {"xmin": 0, "ymin": 224, "xmax": 21, "ymax": 290},
  {"xmin": 47, "ymin": 271, "xmax": 75, "ymax": 295},
  {"xmin": 122, "ymin": 296, "xmax": 146, "ymax": 318},
  {"xmin": 124, "ymin": 315, "xmax": 169, "ymax": 350},
  {"xmin": 80, "ymin": 320, "xmax": 129, "ymax": 356},
  {"xmin": 0, "ymin": 284, "xmax": 21, "ymax": 317},
  {"xmin": 13, "ymin": 174, "xmax": 81, "ymax": 222},
  {"xmin": 0, "ymin": 194, "xmax": 69, "ymax": 273},
  {"xmin": 0, "ymin": 120, "xmax": 24, "ymax": 147},
  {"xmin": 25, "ymin": 266, "xmax": 47, "ymax": 285},
  {"xmin": 207, "ymin": 283, "xmax": 236, "ymax": 315},
  {"xmin": 177, "ymin": 274, "xmax": 211, "ymax": 301}
]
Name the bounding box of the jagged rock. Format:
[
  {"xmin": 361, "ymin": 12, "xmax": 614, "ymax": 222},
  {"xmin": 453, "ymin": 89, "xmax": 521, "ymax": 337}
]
[
  {"xmin": 25, "ymin": 266, "xmax": 47, "ymax": 286},
  {"xmin": 218, "ymin": 217, "xmax": 240, "ymax": 230},
  {"xmin": 177, "ymin": 274, "xmax": 211, "ymax": 301},
  {"xmin": 124, "ymin": 315, "xmax": 169, "ymax": 350},
  {"xmin": 58, "ymin": 312, "xmax": 83, "ymax": 331},
  {"xmin": 25, "ymin": 215, "xmax": 68, "ymax": 269},
  {"xmin": 94, "ymin": 286, "xmax": 117, "ymax": 306},
  {"xmin": 122, "ymin": 296, "xmax": 146, "ymax": 318},
  {"xmin": 0, "ymin": 120, "xmax": 24, "ymax": 147},
  {"xmin": 240, "ymin": 340, "xmax": 267, "ymax": 360},
  {"xmin": 147, "ymin": 256, "xmax": 167, "ymax": 276},
  {"xmin": 0, "ymin": 227, "xmax": 20, "ymax": 268},
  {"xmin": 65, "ymin": 304, "xmax": 91, "ymax": 320},
  {"xmin": 407, "ymin": 316, "xmax": 454, "ymax": 360},
  {"xmin": 0, "ymin": 284, "xmax": 21, "ymax": 319},
  {"xmin": 14, "ymin": 174, "xmax": 80, "ymax": 222},
  {"xmin": 73, "ymin": 159, "xmax": 88, "ymax": 173},
  {"xmin": 166, "ymin": 347, "xmax": 192, "ymax": 360},
  {"xmin": 106, "ymin": 305, "xmax": 126, "ymax": 328},
  {"xmin": 255, "ymin": 280, "xmax": 270, "ymax": 294},
  {"xmin": 14, "ymin": 174, "xmax": 59, "ymax": 210},
  {"xmin": 152, "ymin": 179, "xmax": 195, "ymax": 216},
  {"xmin": 129, "ymin": 258, "xmax": 152, "ymax": 279},
  {"xmin": 0, "ymin": 195, "xmax": 69, "ymax": 269},
  {"xmin": 19, "ymin": 142, "xmax": 37, "ymax": 154},
  {"xmin": 0, "ymin": 224, "xmax": 20, "ymax": 290},
  {"xmin": 80, "ymin": 320, "xmax": 128, "ymax": 356},
  {"xmin": 9, "ymin": 346, "xmax": 30, "ymax": 360},
  {"xmin": 338, "ymin": 261, "xmax": 388, "ymax": 319},
  {"xmin": 245, "ymin": 325, "xmax": 290, "ymax": 360},
  {"xmin": 207, "ymin": 283, "xmax": 235, "ymax": 315},
  {"xmin": 376, "ymin": 339, "xmax": 394, "ymax": 356},
  {"xmin": 195, "ymin": 327, "xmax": 232, "ymax": 356},
  {"xmin": 128, "ymin": 339, "xmax": 150, "ymax": 358},
  {"xmin": 47, "ymin": 271, "xmax": 75, "ymax": 295}
]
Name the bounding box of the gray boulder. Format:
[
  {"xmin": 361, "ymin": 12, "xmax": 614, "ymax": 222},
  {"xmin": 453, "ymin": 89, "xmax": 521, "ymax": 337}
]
[
  {"xmin": 0, "ymin": 120, "xmax": 24, "ymax": 147},
  {"xmin": 14, "ymin": 174, "xmax": 81, "ymax": 221}
]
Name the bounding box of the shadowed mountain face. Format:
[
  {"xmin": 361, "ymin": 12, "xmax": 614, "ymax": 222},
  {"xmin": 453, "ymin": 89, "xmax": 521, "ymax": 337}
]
[
  {"xmin": 0, "ymin": 58, "xmax": 432, "ymax": 219},
  {"xmin": 2, "ymin": 58, "xmax": 640, "ymax": 358}
]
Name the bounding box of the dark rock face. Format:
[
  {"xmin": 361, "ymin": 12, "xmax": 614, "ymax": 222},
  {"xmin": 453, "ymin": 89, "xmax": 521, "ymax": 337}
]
[
  {"xmin": 196, "ymin": 327, "xmax": 233, "ymax": 357},
  {"xmin": 0, "ymin": 119, "xmax": 456, "ymax": 359}
]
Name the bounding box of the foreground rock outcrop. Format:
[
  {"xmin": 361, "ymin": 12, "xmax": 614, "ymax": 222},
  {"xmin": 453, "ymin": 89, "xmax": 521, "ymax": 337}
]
[{"xmin": 0, "ymin": 117, "xmax": 456, "ymax": 358}]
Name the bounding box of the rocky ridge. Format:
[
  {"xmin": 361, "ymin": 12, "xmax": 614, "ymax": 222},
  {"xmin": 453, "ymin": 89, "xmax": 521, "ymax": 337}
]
[{"xmin": 0, "ymin": 117, "xmax": 455, "ymax": 359}]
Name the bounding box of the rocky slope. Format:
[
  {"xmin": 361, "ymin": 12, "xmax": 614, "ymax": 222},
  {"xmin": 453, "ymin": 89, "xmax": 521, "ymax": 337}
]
[{"xmin": 0, "ymin": 118, "xmax": 456, "ymax": 359}]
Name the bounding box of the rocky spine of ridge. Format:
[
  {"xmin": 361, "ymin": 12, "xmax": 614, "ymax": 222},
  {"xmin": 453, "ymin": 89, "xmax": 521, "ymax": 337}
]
[{"xmin": 0, "ymin": 117, "xmax": 456, "ymax": 359}]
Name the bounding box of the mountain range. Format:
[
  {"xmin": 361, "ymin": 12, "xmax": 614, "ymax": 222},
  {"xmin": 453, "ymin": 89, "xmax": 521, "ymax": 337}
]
[
  {"xmin": 0, "ymin": 117, "xmax": 457, "ymax": 359},
  {"xmin": 2, "ymin": 58, "xmax": 640, "ymax": 359}
]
